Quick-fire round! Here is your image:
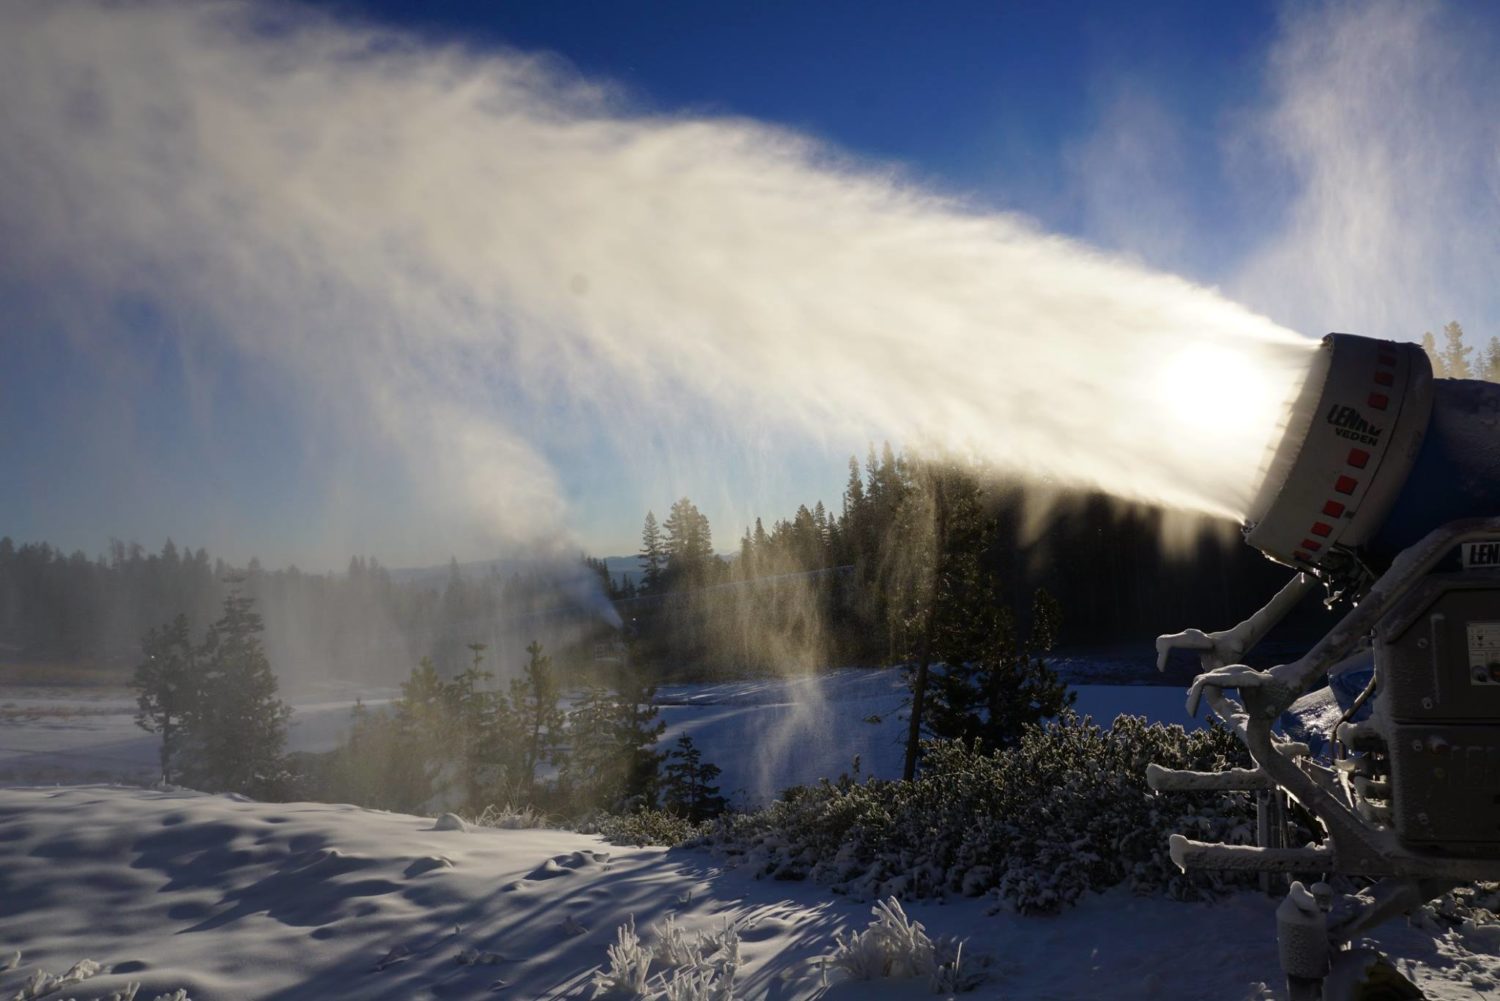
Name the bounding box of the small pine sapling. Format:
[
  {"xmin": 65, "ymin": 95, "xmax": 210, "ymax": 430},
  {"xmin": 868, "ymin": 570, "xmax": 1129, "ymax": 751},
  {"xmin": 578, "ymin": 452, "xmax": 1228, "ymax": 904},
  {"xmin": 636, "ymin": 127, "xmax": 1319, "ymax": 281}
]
[{"xmin": 661, "ymin": 735, "xmax": 728, "ymax": 821}]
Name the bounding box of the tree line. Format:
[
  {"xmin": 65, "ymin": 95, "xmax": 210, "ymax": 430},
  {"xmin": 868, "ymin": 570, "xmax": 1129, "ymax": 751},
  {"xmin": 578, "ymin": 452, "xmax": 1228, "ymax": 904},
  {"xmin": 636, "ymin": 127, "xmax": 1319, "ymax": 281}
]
[
  {"xmin": 133, "ymin": 601, "xmax": 728, "ymax": 821},
  {"xmin": 615, "ymin": 444, "xmax": 1326, "ymax": 681},
  {"xmin": 1420, "ymin": 320, "xmax": 1500, "ymax": 381},
  {"xmin": 0, "ymin": 539, "xmax": 618, "ymax": 685}
]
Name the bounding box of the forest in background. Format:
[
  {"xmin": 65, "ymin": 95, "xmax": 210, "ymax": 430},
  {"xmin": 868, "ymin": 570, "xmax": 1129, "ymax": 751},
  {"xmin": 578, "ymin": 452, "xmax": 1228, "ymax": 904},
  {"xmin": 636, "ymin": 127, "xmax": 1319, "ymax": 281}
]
[{"xmin": 0, "ymin": 466, "xmax": 1310, "ymax": 690}]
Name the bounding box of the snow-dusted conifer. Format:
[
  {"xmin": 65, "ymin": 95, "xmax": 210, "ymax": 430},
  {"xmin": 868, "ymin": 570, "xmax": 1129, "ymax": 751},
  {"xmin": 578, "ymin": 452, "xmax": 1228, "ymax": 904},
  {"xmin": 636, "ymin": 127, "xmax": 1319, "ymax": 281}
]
[
  {"xmin": 131, "ymin": 613, "xmax": 200, "ymax": 784},
  {"xmin": 178, "ymin": 587, "xmax": 291, "ymax": 798}
]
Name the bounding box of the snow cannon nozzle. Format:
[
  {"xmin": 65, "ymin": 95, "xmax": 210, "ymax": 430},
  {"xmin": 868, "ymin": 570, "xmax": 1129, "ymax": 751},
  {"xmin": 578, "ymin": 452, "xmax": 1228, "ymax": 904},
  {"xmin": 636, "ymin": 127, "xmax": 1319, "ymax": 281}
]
[
  {"xmin": 1243, "ymin": 333, "xmax": 1433, "ymax": 583},
  {"xmin": 1245, "ymin": 331, "xmax": 1500, "ymax": 585}
]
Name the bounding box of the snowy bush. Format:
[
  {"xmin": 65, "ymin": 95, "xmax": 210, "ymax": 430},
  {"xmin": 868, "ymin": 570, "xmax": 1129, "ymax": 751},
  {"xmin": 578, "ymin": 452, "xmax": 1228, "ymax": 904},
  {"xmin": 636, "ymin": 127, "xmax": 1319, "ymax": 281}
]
[
  {"xmin": 588, "ymin": 809, "xmax": 710, "ymax": 847},
  {"xmin": 697, "ymin": 713, "xmax": 1258, "ymax": 913},
  {"xmin": 594, "ymin": 916, "xmax": 653, "ymax": 998},
  {"xmin": 591, "ymin": 914, "xmax": 740, "ymax": 1000},
  {"xmin": 828, "ymin": 897, "xmax": 982, "ymax": 993},
  {"xmin": 0, "ymin": 952, "xmax": 191, "ymax": 1001},
  {"xmin": 464, "ymin": 802, "xmax": 547, "ymax": 830}
]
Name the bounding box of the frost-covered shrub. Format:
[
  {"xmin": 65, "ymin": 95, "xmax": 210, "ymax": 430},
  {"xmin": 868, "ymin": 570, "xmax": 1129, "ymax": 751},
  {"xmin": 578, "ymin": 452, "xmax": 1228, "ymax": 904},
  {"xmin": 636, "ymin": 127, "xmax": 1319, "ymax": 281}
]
[
  {"xmin": 829, "ymin": 897, "xmax": 982, "ymax": 993},
  {"xmin": 697, "ymin": 713, "xmax": 1258, "ymax": 913},
  {"xmin": 588, "ymin": 809, "xmax": 711, "ymax": 847},
  {"xmin": 1, "ymin": 957, "xmax": 190, "ymax": 1001},
  {"xmin": 465, "ymin": 802, "xmax": 548, "ymax": 830},
  {"xmin": 594, "ymin": 916, "xmax": 653, "ymax": 998},
  {"xmin": 650, "ymin": 915, "xmax": 739, "ymax": 975},
  {"xmin": 591, "ymin": 914, "xmax": 739, "ymax": 1000},
  {"xmin": 1417, "ymin": 882, "xmax": 1500, "ymax": 929}
]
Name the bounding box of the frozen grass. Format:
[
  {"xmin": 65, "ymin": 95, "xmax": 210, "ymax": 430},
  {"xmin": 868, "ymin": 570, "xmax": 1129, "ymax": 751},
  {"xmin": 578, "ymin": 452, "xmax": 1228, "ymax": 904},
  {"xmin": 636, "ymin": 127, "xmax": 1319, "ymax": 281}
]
[
  {"xmin": 828, "ymin": 897, "xmax": 984, "ymax": 993},
  {"xmin": 463, "ymin": 802, "xmax": 548, "ymax": 830},
  {"xmin": 592, "ymin": 914, "xmax": 741, "ymax": 1000},
  {"xmin": 1, "ymin": 956, "xmax": 191, "ymax": 1001}
]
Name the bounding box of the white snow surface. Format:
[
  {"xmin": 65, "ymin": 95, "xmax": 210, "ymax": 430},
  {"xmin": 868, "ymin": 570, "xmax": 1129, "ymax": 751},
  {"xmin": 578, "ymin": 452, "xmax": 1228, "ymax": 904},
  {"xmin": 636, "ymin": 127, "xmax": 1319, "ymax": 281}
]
[
  {"xmin": 1, "ymin": 786, "xmax": 1497, "ymax": 1000},
  {"xmin": 5, "ymin": 674, "xmax": 1498, "ymax": 998},
  {"xmin": 3, "ymin": 671, "xmax": 1191, "ymax": 805},
  {"xmin": 0, "ymin": 685, "xmax": 396, "ymax": 787}
]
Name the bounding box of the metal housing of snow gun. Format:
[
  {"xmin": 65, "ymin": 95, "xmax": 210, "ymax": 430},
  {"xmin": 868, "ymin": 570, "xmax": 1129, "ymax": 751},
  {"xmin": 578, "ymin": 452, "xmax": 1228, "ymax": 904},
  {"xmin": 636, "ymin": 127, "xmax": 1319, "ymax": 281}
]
[{"xmin": 1150, "ymin": 333, "xmax": 1500, "ymax": 1000}]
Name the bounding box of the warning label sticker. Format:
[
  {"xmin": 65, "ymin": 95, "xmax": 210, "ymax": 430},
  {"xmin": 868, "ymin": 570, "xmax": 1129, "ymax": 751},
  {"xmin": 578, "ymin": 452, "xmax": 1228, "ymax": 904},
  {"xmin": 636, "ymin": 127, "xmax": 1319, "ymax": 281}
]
[{"xmin": 1469, "ymin": 622, "xmax": 1500, "ymax": 673}]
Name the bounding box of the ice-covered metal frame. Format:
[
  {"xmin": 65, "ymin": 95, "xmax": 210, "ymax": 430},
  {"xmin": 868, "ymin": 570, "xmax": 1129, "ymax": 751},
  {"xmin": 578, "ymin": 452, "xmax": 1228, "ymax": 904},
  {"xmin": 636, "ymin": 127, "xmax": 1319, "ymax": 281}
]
[
  {"xmin": 1160, "ymin": 517, "xmax": 1500, "ymax": 879},
  {"xmin": 1155, "ymin": 517, "xmax": 1500, "ymax": 1000}
]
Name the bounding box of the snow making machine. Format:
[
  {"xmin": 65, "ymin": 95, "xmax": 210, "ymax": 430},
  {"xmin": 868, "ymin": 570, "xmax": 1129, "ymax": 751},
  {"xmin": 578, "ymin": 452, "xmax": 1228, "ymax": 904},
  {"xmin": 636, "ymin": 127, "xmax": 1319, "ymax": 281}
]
[{"xmin": 1151, "ymin": 333, "xmax": 1500, "ymax": 1000}]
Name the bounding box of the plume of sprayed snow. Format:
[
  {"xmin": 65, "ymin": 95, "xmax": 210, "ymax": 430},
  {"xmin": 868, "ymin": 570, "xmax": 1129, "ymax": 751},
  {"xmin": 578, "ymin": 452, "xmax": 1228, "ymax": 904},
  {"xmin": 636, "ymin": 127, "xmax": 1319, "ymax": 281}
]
[
  {"xmin": 0, "ymin": 0, "xmax": 1314, "ymax": 566},
  {"xmin": 1232, "ymin": 1, "xmax": 1500, "ymax": 338}
]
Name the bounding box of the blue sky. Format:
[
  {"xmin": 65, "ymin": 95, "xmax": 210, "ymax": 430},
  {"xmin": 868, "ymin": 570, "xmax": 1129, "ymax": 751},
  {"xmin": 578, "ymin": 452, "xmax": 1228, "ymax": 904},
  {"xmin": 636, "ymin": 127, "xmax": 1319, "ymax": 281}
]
[{"xmin": 3, "ymin": 1, "xmax": 1498, "ymax": 570}]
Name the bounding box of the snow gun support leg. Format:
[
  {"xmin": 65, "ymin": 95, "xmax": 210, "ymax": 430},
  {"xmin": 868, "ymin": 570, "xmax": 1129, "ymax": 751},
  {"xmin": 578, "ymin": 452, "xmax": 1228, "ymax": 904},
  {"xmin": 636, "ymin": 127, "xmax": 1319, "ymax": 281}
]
[{"xmin": 1151, "ymin": 517, "xmax": 1500, "ymax": 1001}]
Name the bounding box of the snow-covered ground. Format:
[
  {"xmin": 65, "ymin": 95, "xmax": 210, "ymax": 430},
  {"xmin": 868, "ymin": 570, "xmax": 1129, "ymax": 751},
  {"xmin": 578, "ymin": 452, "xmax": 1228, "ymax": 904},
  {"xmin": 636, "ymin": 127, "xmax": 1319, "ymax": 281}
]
[
  {"xmin": 4, "ymin": 670, "xmax": 1498, "ymax": 999},
  {"xmin": 0, "ymin": 670, "xmax": 1190, "ymax": 804},
  {"xmin": 2, "ymin": 785, "xmax": 1497, "ymax": 1001},
  {"xmin": 0, "ymin": 685, "xmax": 398, "ymax": 787}
]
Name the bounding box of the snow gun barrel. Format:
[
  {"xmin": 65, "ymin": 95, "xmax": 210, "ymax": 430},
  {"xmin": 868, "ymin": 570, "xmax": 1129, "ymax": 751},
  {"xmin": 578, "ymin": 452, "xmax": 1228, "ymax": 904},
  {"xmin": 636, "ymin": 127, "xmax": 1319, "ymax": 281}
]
[{"xmin": 1244, "ymin": 332, "xmax": 1500, "ymax": 578}]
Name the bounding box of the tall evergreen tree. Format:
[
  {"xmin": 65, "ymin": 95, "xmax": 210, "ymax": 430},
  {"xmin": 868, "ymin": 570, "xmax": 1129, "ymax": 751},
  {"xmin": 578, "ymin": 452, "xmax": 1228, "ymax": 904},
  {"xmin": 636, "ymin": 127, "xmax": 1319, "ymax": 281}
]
[
  {"xmin": 131, "ymin": 613, "xmax": 199, "ymax": 784},
  {"xmin": 450, "ymin": 643, "xmax": 507, "ymax": 809},
  {"xmin": 181, "ymin": 590, "xmax": 291, "ymax": 797},
  {"xmin": 1421, "ymin": 330, "xmax": 1447, "ymax": 378},
  {"xmin": 510, "ymin": 640, "xmax": 565, "ymax": 799},
  {"xmin": 662, "ymin": 497, "xmax": 714, "ymax": 588},
  {"xmin": 924, "ymin": 588, "xmax": 1073, "ymax": 750},
  {"xmin": 1441, "ymin": 320, "xmax": 1473, "ymax": 379},
  {"xmin": 898, "ymin": 461, "xmax": 1073, "ymax": 772},
  {"xmin": 639, "ymin": 511, "xmax": 665, "ymax": 594},
  {"xmin": 561, "ymin": 663, "xmax": 665, "ymax": 813},
  {"xmin": 391, "ymin": 657, "xmax": 465, "ymax": 808}
]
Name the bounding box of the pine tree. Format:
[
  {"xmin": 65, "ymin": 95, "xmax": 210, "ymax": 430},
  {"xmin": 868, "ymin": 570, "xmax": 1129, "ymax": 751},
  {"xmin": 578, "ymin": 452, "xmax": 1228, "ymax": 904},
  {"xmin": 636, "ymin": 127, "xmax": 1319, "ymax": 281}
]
[
  {"xmin": 842, "ymin": 456, "xmax": 866, "ymax": 524},
  {"xmin": 390, "ymin": 657, "xmax": 460, "ymax": 808},
  {"xmin": 1441, "ymin": 320, "xmax": 1473, "ymax": 379},
  {"xmin": 738, "ymin": 528, "xmax": 755, "ymax": 581},
  {"xmin": 181, "ymin": 590, "xmax": 292, "ymax": 797},
  {"xmin": 662, "ymin": 498, "xmax": 714, "ymax": 589},
  {"xmin": 510, "ymin": 640, "xmax": 564, "ymax": 800},
  {"xmin": 661, "ymin": 735, "xmax": 728, "ymax": 821},
  {"xmin": 1421, "ymin": 330, "xmax": 1447, "ymax": 377},
  {"xmin": 1484, "ymin": 337, "xmax": 1500, "ymax": 382},
  {"xmin": 451, "ymin": 643, "xmax": 506, "ymax": 809},
  {"xmin": 131, "ymin": 613, "xmax": 199, "ymax": 784},
  {"xmin": 561, "ymin": 663, "xmax": 665, "ymax": 814},
  {"xmin": 328, "ymin": 699, "xmax": 415, "ymax": 810},
  {"xmin": 899, "ymin": 461, "xmax": 1074, "ymax": 770},
  {"xmin": 639, "ymin": 511, "xmax": 664, "ymax": 594},
  {"xmin": 560, "ymin": 683, "xmax": 614, "ymax": 811}
]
